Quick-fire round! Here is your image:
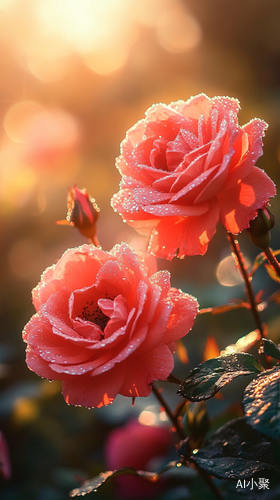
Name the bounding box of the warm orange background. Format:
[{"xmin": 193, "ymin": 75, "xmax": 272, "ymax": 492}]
[{"xmin": 1, "ymin": 1, "xmax": 280, "ymax": 498}]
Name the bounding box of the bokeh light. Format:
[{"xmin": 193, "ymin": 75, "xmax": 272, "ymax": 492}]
[
  {"xmin": 156, "ymin": 1, "xmax": 202, "ymax": 53},
  {"xmin": 0, "ymin": 0, "xmax": 201, "ymax": 81},
  {"xmin": 216, "ymin": 255, "xmax": 251, "ymax": 287},
  {"xmin": 138, "ymin": 405, "xmax": 168, "ymax": 426}
]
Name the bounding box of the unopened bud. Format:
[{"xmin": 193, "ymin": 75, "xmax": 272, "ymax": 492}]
[
  {"xmin": 247, "ymin": 207, "xmax": 275, "ymax": 249},
  {"xmin": 186, "ymin": 402, "xmax": 210, "ymax": 449},
  {"xmin": 57, "ymin": 184, "xmax": 100, "ymax": 243}
]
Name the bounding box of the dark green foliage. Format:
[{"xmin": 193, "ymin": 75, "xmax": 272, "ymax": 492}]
[
  {"xmin": 69, "ymin": 462, "xmax": 181, "ymax": 497},
  {"xmin": 243, "ymin": 366, "xmax": 280, "ymax": 440},
  {"xmin": 191, "ymin": 418, "xmax": 277, "ymax": 480},
  {"xmin": 178, "ymin": 353, "xmax": 263, "ymax": 401},
  {"xmin": 259, "ymin": 339, "xmax": 280, "ymax": 361}
]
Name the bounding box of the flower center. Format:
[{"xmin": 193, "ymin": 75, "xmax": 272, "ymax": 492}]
[
  {"xmin": 79, "ymin": 293, "xmax": 115, "ymax": 332},
  {"xmin": 80, "ymin": 302, "xmax": 109, "ymax": 331}
]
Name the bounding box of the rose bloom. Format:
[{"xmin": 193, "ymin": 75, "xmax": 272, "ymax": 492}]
[
  {"xmin": 22, "ymin": 243, "xmax": 198, "ymax": 408},
  {"xmin": 111, "ymin": 94, "xmax": 276, "ymax": 259},
  {"xmin": 105, "ymin": 419, "xmax": 173, "ymax": 499}
]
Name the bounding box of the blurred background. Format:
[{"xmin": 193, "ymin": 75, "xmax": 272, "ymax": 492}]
[{"xmin": 1, "ymin": 0, "xmax": 280, "ymax": 498}]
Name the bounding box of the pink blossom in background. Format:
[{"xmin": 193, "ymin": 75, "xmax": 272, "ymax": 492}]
[
  {"xmin": 105, "ymin": 420, "xmax": 172, "ymax": 499},
  {"xmin": 23, "ymin": 243, "xmax": 198, "ymax": 408},
  {"xmin": 111, "ymin": 94, "xmax": 276, "ymax": 259},
  {"xmin": 0, "ymin": 432, "xmax": 11, "ymax": 480},
  {"xmin": 21, "ymin": 108, "xmax": 80, "ymax": 170}
]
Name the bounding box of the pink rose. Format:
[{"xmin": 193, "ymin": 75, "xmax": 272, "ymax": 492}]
[
  {"xmin": 105, "ymin": 419, "xmax": 172, "ymax": 499},
  {"xmin": 111, "ymin": 94, "xmax": 276, "ymax": 259},
  {"xmin": 22, "ymin": 243, "xmax": 198, "ymax": 408}
]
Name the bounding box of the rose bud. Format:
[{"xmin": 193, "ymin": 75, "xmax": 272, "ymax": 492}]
[
  {"xmin": 186, "ymin": 402, "xmax": 210, "ymax": 450},
  {"xmin": 57, "ymin": 184, "xmax": 100, "ymax": 244},
  {"xmin": 247, "ymin": 207, "xmax": 275, "ymax": 249}
]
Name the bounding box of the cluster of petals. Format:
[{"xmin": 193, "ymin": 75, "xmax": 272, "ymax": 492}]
[
  {"xmin": 111, "ymin": 94, "xmax": 276, "ymax": 259},
  {"xmin": 22, "ymin": 243, "xmax": 198, "ymax": 408}
]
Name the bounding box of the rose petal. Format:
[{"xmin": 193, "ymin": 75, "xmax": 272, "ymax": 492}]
[
  {"xmin": 170, "ymin": 164, "xmax": 219, "ymax": 204},
  {"xmin": 224, "ymin": 118, "xmax": 268, "ymax": 191},
  {"xmin": 175, "ymin": 93, "xmax": 213, "ymax": 121},
  {"xmin": 142, "ymin": 201, "xmax": 209, "ymax": 217},
  {"xmin": 119, "ymin": 344, "xmax": 174, "ymax": 397},
  {"xmin": 103, "ymin": 295, "xmax": 128, "ymax": 337},
  {"xmin": 163, "ymin": 289, "xmax": 198, "ymax": 344},
  {"xmin": 218, "ymin": 166, "xmax": 276, "ymax": 233},
  {"xmin": 136, "ymin": 298, "xmax": 173, "ymax": 354},
  {"xmin": 62, "ymin": 364, "xmax": 126, "ymax": 408},
  {"xmin": 148, "ymin": 198, "xmax": 220, "ymax": 259},
  {"xmin": 132, "ymin": 188, "xmax": 172, "ymax": 205},
  {"xmin": 149, "ymin": 270, "xmax": 171, "ymax": 298},
  {"xmin": 50, "ymin": 351, "xmax": 113, "ymax": 375},
  {"xmin": 110, "ymin": 244, "xmax": 148, "ymax": 291},
  {"xmin": 53, "ymin": 245, "xmax": 108, "ymax": 292},
  {"xmin": 26, "ymin": 347, "xmax": 62, "ymax": 380}
]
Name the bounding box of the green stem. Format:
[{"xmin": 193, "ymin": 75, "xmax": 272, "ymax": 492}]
[
  {"xmin": 152, "ymin": 384, "xmax": 224, "ymax": 500},
  {"xmin": 263, "ymin": 247, "xmax": 280, "ymax": 279},
  {"xmin": 227, "ymin": 233, "xmax": 264, "ymax": 338}
]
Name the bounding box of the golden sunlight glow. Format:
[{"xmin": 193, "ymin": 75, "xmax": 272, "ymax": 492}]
[
  {"xmin": 0, "ymin": 146, "xmax": 37, "ymax": 213},
  {"xmin": 83, "ymin": 46, "xmax": 129, "ymax": 76},
  {"xmin": 35, "ymin": 0, "xmax": 136, "ymax": 75},
  {"xmin": 216, "ymin": 255, "xmax": 251, "ymax": 286},
  {"xmin": 156, "ymin": 2, "xmax": 202, "ymax": 53},
  {"xmin": 3, "ymin": 101, "xmax": 43, "ymax": 143},
  {"xmin": 36, "ymin": 0, "xmax": 129, "ymax": 52},
  {"xmin": 221, "ymin": 329, "xmax": 261, "ymax": 355},
  {"xmin": 0, "ymin": 0, "xmax": 16, "ymax": 9},
  {"xmin": 13, "ymin": 397, "xmax": 39, "ymax": 424},
  {"xmin": 0, "ymin": 0, "xmax": 202, "ymax": 80},
  {"xmin": 203, "ymin": 335, "xmax": 220, "ymax": 361},
  {"xmin": 176, "ymin": 339, "xmax": 189, "ymax": 364}
]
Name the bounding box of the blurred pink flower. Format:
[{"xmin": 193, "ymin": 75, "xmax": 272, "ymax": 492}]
[
  {"xmin": 0, "ymin": 432, "xmax": 11, "ymax": 480},
  {"xmin": 23, "ymin": 243, "xmax": 198, "ymax": 408},
  {"xmin": 105, "ymin": 419, "xmax": 172, "ymax": 499},
  {"xmin": 21, "ymin": 109, "xmax": 80, "ymax": 170},
  {"xmin": 112, "ymin": 94, "xmax": 276, "ymax": 259}
]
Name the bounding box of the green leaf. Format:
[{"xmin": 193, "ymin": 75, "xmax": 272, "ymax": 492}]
[
  {"xmin": 243, "ymin": 366, "xmax": 280, "ymax": 440},
  {"xmin": 69, "ymin": 461, "xmax": 180, "ymax": 497},
  {"xmin": 192, "ymin": 417, "xmax": 277, "ymax": 480},
  {"xmin": 259, "ymin": 339, "xmax": 280, "ymax": 361},
  {"xmin": 178, "ymin": 353, "xmax": 263, "ymax": 402}
]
